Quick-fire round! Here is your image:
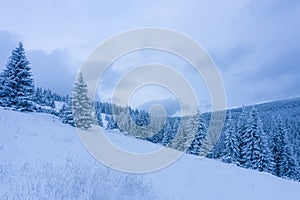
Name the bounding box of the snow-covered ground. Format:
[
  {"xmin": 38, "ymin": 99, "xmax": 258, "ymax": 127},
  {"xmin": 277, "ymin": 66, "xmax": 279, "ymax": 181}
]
[{"xmin": 0, "ymin": 108, "xmax": 299, "ymax": 199}]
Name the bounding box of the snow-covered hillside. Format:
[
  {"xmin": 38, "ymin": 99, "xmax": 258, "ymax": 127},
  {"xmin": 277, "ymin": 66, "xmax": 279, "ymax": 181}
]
[{"xmin": 1, "ymin": 108, "xmax": 300, "ymax": 199}]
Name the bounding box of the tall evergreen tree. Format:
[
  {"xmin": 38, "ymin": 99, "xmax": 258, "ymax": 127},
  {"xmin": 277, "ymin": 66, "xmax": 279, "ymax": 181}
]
[
  {"xmin": 270, "ymin": 115, "xmax": 299, "ymax": 180},
  {"xmin": 96, "ymin": 109, "xmax": 103, "ymax": 127},
  {"xmin": 34, "ymin": 87, "xmax": 43, "ymax": 105},
  {"xmin": 171, "ymin": 112, "xmax": 199, "ymax": 152},
  {"xmin": 255, "ymin": 119, "xmax": 274, "ymax": 172},
  {"xmin": 105, "ymin": 114, "xmax": 118, "ymax": 130},
  {"xmin": 186, "ymin": 110, "xmax": 207, "ymax": 155},
  {"xmin": 222, "ymin": 111, "xmax": 237, "ymax": 163},
  {"xmin": 239, "ymin": 107, "xmax": 272, "ymax": 171},
  {"xmin": 236, "ymin": 107, "xmax": 247, "ymax": 166},
  {"xmin": 72, "ymin": 73, "xmax": 93, "ymax": 130},
  {"xmin": 0, "ymin": 42, "xmax": 35, "ymax": 111},
  {"xmin": 162, "ymin": 117, "xmax": 180, "ymax": 146}
]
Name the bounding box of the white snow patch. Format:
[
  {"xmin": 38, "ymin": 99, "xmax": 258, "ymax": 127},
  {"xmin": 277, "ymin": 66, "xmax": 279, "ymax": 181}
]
[{"xmin": 55, "ymin": 101, "xmax": 65, "ymax": 110}]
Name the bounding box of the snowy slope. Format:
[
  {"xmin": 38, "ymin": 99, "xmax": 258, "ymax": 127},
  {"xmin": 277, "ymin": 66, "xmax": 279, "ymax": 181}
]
[{"xmin": 0, "ymin": 108, "xmax": 300, "ymax": 200}]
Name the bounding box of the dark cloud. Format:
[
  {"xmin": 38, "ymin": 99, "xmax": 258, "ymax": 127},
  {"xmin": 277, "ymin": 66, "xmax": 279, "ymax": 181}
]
[
  {"xmin": 0, "ymin": 30, "xmax": 76, "ymax": 95},
  {"xmin": 27, "ymin": 49, "xmax": 75, "ymax": 95},
  {"xmin": 0, "ymin": 30, "xmax": 19, "ymax": 69}
]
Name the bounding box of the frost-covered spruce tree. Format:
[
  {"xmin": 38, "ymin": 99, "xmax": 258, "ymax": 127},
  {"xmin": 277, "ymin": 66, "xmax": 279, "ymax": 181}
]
[
  {"xmin": 96, "ymin": 109, "xmax": 103, "ymax": 127},
  {"xmin": 105, "ymin": 114, "xmax": 118, "ymax": 130},
  {"xmin": 72, "ymin": 73, "xmax": 93, "ymax": 130},
  {"xmin": 240, "ymin": 107, "xmax": 272, "ymax": 171},
  {"xmin": 34, "ymin": 87, "xmax": 43, "ymax": 105},
  {"xmin": 236, "ymin": 106, "xmax": 247, "ymax": 166},
  {"xmin": 149, "ymin": 130, "xmax": 164, "ymax": 143},
  {"xmin": 115, "ymin": 107, "xmax": 133, "ymax": 133},
  {"xmin": 255, "ymin": 119, "xmax": 274, "ymax": 172},
  {"xmin": 0, "ymin": 42, "xmax": 35, "ymax": 111},
  {"xmin": 60, "ymin": 104, "xmax": 75, "ymax": 126},
  {"xmin": 171, "ymin": 111, "xmax": 199, "ymax": 152},
  {"xmin": 0, "ymin": 72, "xmax": 4, "ymax": 95},
  {"xmin": 186, "ymin": 110, "xmax": 207, "ymax": 155},
  {"xmin": 162, "ymin": 117, "xmax": 180, "ymax": 146},
  {"xmin": 146, "ymin": 117, "xmax": 162, "ymax": 142},
  {"xmin": 222, "ymin": 111, "xmax": 237, "ymax": 163},
  {"xmin": 271, "ymin": 115, "xmax": 299, "ymax": 180}
]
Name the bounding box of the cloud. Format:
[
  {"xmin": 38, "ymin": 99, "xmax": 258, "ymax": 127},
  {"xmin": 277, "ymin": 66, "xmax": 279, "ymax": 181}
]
[
  {"xmin": 0, "ymin": 30, "xmax": 19, "ymax": 68},
  {"xmin": 27, "ymin": 49, "xmax": 75, "ymax": 95},
  {"xmin": 1, "ymin": 1, "xmax": 300, "ymax": 108},
  {"xmin": 0, "ymin": 30, "xmax": 77, "ymax": 95},
  {"xmin": 208, "ymin": 0, "xmax": 300, "ymax": 107}
]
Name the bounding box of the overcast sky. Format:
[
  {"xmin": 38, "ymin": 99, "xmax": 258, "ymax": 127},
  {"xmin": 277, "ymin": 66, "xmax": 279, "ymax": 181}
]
[{"xmin": 0, "ymin": 0, "xmax": 299, "ymax": 112}]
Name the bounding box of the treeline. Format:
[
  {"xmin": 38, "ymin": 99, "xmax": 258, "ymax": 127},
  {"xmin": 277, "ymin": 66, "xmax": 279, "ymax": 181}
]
[
  {"xmin": 34, "ymin": 87, "xmax": 70, "ymax": 108},
  {"xmin": 209, "ymin": 107, "xmax": 299, "ymax": 181},
  {"xmin": 0, "ymin": 43, "xmax": 152, "ymax": 131},
  {"xmin": 104, "ymin": 104, "xmax": 300, "ymax": 182}
]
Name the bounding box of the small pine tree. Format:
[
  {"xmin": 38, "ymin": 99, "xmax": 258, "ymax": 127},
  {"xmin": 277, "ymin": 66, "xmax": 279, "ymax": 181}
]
[
  {"xmin": 60, "ymin": 104, "xmax": 74, "ymax": 126},
  {"xmin": 0, "ymin": 42, "xmax": 35, "ymax": 111},
  {"xmin": 96, "ymin": 110, "xmax": 103, "ymax": 127},
  {"xmin": 72, "ymin": 73, "xmax": 93, "ymax": 130}
]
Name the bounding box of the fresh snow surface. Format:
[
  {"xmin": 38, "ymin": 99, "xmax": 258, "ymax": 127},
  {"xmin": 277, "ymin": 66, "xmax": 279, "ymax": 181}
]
[
  {"xmin": 54, "ymin": 101, "xmax": 65, "ymax": 110},
  {"xmin": 0, "ymin": 108, "xmax": 299, "ymax": 199}
]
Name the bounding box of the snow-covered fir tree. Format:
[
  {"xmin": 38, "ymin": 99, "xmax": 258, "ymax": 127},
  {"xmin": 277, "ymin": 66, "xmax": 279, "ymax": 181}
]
[
  {"xmin": 210, "ymin": 128, "xmax": 226, "ymax": 159},
  {"xmin": 255, "ymin": 119, "xmax": 274, "ymax": 172},
  {"xmin": 222, "ymin": 111, "xmax": 237, "ymax": 163},
  {"xmin": 170, "ymin": 112, "xmax": 199, "ymax": 152},
  {"xmin": 236, "ymin": 106, "xmax": 247, "ymax": 166},
  {"xmin": 186, "ymin": 110, "xmax": 207, "ymax": 155},
  {"xmin": 72, "ymin": 73, "xmax": 93, "ymax": 130},
  {"xmin": 34, "ymin": 87, "xmax": 43, "ymax": 105},
  {"xmin": 60, "ymin": 104, "xmax": 74, "ymax": 126},
  {"xmin": 270, "ymin": 115, "xmax": 299, "ymax": 180},
  {"xmin": 96, "ymin": 109, "xmax": 103, "ymax": 127},
  {"xmin": 162, "ymin": 117, "xmax": 180, "ymax": 146},
  {"xmin": 148, "ymin": 128, "xmax": 164, "ymax": 144},
  {"xmin": 0, "ymin": 42, "xmax": 35, "ymax": 111},
  {"xmin": 148, "ymin": 115, "xmax": 165, "ymax": 137},
  {"xmin": 239, "ymin": 107, "xmax": 272, "ymax": 172},
  {"xmin": 105, "ymin": 114, "xmax": 118, "ymax": 130}
]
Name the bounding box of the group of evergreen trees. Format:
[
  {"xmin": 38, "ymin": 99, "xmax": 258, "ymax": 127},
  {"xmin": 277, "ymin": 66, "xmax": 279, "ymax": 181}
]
[
  {"xmin": 0, "ymin": 42, "xmax": 69, "ymax": 114},
  {"xmin": 107, "ymin": 105, "xmax": 299, "ymax": 182},
  {"xmin": 209, "ymin": 107, "xmax": 299, "ymax": 181},
  {"xmin": 35, "ymin": 87, "xmax": 69, "ymax": 109},
  {"xmin": 0, "ymin": 42, "xmax": 95, "ymax": 130}
]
